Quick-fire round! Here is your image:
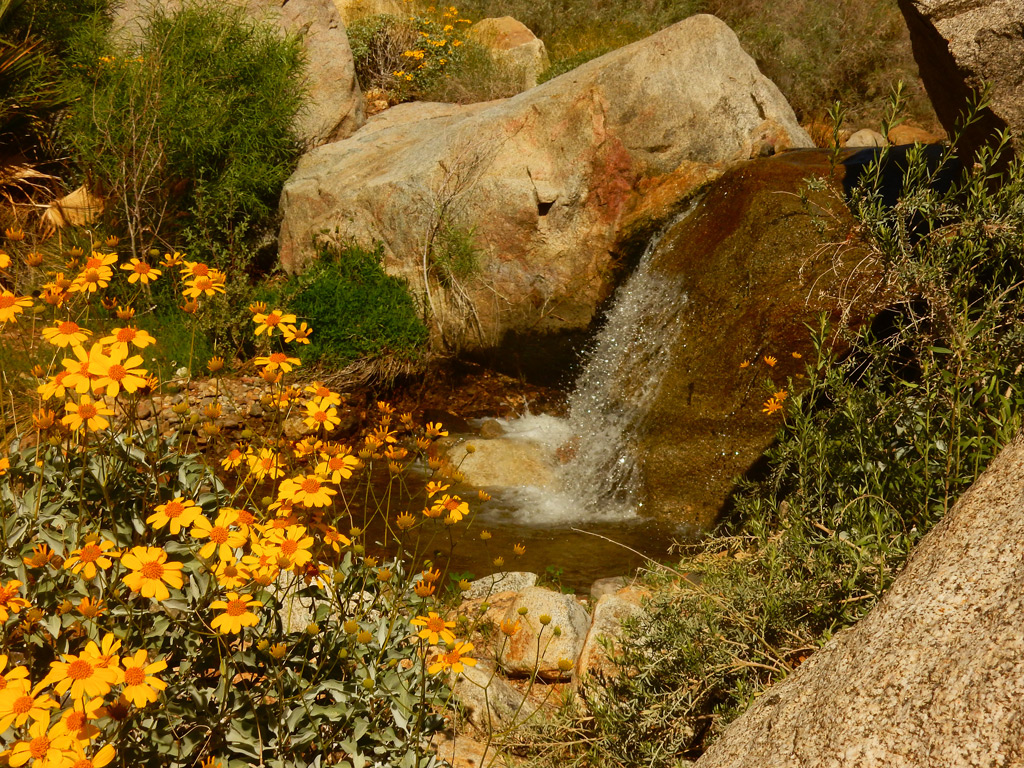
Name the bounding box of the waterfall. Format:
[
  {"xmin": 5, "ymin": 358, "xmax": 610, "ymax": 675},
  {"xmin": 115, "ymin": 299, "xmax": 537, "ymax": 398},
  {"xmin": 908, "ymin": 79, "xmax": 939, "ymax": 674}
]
[{"xmin": 558, "ymin": 207, "xmax": 692, "ymax": 517}]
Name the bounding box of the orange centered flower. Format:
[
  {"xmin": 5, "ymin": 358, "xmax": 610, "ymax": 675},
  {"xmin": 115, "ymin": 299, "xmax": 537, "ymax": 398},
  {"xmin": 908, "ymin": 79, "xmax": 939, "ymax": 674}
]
[
  {"xmin": 301, "ymin": 477, "xmax": 320, "ymax": 494},
  {"xmin": 141, "ymin": 561, "xmax": 164, "ymax": 580},
  {"xmin": 59, "ymin": 321, "xmax": 78, "ymax": 334},
  {"xmin": 67, "ymin": 659, "xmax": 93, "ymax": 680},
  {"xmin": 226, "ymin": 599, "xmax": 248, "ymax": 616},
  {"xmin": 78, "ymin": 403, "xmax": 97, "ymax": 420},
  {"xmin": 29, "ymin": 735, "xmax": 50, "ymax": 758},
  {"xmin": 124, "ymin": 667, "xmax": 145, "ymax": 686}
]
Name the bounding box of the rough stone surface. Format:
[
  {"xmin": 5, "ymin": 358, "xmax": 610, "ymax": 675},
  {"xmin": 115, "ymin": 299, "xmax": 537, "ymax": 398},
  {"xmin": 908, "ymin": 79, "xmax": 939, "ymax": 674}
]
[
  {"xmin": 589, "ymin": 576, "xmax": 631, "ymax": 601},
  {"xmin": 111, "ymin": 0, "xmax": 365, "ymax": 146},
  {"xmin": 468, "ymin": 17, "xmax": 550, "ymax": 90},
  {"xmin": 638, "ymin": 149, "xmax": 888, "ymax": 527},
  {"xmin": 845, "ymin": 128, "xmax": 888, "ymax": 147},
  {"xmin": 695, "ymin": 431, "xmax": 1024, "ymax": 768},
  {"xmin": 451, "ymin": 659, "xmax": 540, "ymax": 730},
  {"xmin": 498, "ymin": 587, "xmax": 591, "ymax": 681},
  {"xmin": 334, "ymin": 0, "xmax": 404, "ymax": 21},
  {"xmin": 278, "ymin": 14, "xmax": 811, "ymax": 351},
  {"xmin": 575, "ymin": 588, "xmax": 648, "ymax": 681},
  {"xmin": 464, "ymin": 572, "xmax": 538, "ymax": 600},
  {"xmin": 898, "ymin": 0, "xmax": 1024, "ymax": 157}
]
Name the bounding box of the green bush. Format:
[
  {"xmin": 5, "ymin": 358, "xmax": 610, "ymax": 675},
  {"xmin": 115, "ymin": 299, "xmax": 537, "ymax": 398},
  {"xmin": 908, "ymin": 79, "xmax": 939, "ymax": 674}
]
[
  {"xmin": 59, "ymin": 0, "xmax": 304, "ymax": 264},
  {"xmin": 270, "ymin": 242, "xmax": 429, "ymax": 368},
  {"xmin": 520, "ymin": 108, "xmax": 1024, "ymax": 764}
]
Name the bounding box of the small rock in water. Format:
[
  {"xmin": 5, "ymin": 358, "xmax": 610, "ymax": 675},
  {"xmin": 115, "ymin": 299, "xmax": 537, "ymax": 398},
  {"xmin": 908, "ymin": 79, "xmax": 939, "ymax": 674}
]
[{"xmin": 478, "ymin": 419, "xmax": 505, "ymax": 438}]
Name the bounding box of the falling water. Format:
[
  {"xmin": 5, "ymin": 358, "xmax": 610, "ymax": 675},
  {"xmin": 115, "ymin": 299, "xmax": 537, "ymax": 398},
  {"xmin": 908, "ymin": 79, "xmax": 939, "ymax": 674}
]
[{"xmin": 558, "ymin": 207, "xmax": 692, "ymax": 516}]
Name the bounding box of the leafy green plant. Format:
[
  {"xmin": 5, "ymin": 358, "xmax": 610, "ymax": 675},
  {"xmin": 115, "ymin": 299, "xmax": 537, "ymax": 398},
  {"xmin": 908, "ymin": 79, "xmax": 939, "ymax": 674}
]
[
  {"xmin": 59, "ymin": 0, "xmax": 304, "ymax": 263},
  {"xmin": 269, "ymin": 241, "xmax": 429, "ymax": 369}
]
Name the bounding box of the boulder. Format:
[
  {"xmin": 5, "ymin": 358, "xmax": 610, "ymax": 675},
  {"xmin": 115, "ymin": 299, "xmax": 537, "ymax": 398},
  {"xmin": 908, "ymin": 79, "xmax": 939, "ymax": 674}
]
[
  {"xmin": 468, "ymin": 17, "xmax": 550, "ymax": 90},
  {"xmin": 111, "ymin": 0, "xmax": 364, "ymax": 146},
  {"xmin": 334, "ymin": 0, "xmax": 404, "ymax": 22},
  {"xmin": 694, "ymin": 431, "xmax": 1024, "ymax": 768},
  {"xmin": 575, "ymin": 588, "xmax": 648, "ymax": 681},
  {"xmin": 497, "ymin": 587, "xmax": 591, "ymax": 681},
  {"xmin": 845, "ymin": 128, "xmax": 888, "ymax": 147},
  {"xmin": 451, "ymin": 659, "xmax": 540, "ymax": 730},
  {"xmin": 887, "ymin": 123, "xmax": 945, "ymax": 145},
  {"xmin": 278, "ymin": 14, "xmax": 812, "ymax": 351},
  {"xmin": 898, "ymin": 0, "xmax": 1024, "ymax": 158},
  {"xmin": 463, "ymin": 572, "xmax": 538, "ymax": 600},
  {"xmin": 448, "ymin": 437, "xmax": 558, "ymax": 489},
  {"xmin": 634, "ymin": 150, "xmax": 884, "ymax": 528}
]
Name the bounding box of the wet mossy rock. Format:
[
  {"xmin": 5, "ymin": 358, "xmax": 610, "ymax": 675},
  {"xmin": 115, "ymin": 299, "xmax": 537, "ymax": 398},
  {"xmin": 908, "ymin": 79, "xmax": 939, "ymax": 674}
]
[
  {"xmin": 640, "ymin": 149, "xmax": 886, "ymax": 528},
  {"xmin": 694, "ymin": 430, "xmax": 1024, "ymax": 768},
  {"xmin": 278, "ymin": 14, "xmax": 811, "ymax": 352}
]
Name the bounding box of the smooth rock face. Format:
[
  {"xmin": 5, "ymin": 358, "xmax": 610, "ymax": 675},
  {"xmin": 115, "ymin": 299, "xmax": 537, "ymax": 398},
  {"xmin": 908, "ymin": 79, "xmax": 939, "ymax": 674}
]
[
  {"xmin": 638, "ymin": 150, "xmax": 882, "ymax": 527},
  {"xmin": 278, "ymin": 14, "xmax": 811, "ymax": 351},
  {"xmin": 695, "ymin": 431, "xmax": 1024, "ymax": 768},
  {"xmin": 468, "ymin": 17, "xmax": 550, "ymax": 90},
  {"xmin": 497, "ymin": 587, "xmax": 591, "ymax": 680},
  {"xmin": 898, "ymin": 0, "xmax": 1023, "ymax": 156},
  {"xmin": 112, "ymin": 0, "xmax": 365, "ymax": 146}
]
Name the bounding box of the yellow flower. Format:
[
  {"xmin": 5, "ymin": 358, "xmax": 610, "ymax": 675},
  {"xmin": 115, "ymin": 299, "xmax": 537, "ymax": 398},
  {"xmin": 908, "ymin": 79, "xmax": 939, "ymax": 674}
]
[
  {"xmin": 64, "ymin": 538, "xmax": 120, "ymax": 579},
  {"xmin": 52, "ymin": 697, "xmax": 103, "ymax": 743},
  {"xmin": 161, "ymin": 251, "xmax": 185, "ymax": 268},
  {"xmin": 254, "ymin": 351, "xmax": 301, "ymax": 373},
  {"xmin": 792, "ymin": 351, "xmax": 803, "ymax": 359},
  {"xmin": 276, "ymin": 474, "xmax": 336, "ymax": 508},
  {"xmin": 395, "ymin": 511, "xmax": 416, "ymax": 530},
  {"xmin": 121, "ymin": 258, "xmax": 162, "ymax": 284},
  {"xmin": 120, "ymin": 546, "xmax": 184, "ymax": 601},
  {"xmin": 213, "ymin": 557, "xmax": 251, "ymax": 590},
  {"xmin": 209, "ymin": 592, "xmax": 263, "ymax": 634},
  {"xmin": 512, "ymin": 542, "xmax": 526, "ymax": 556},
  {"xmin": 260, "ymin": 525, "xmax": 315, "ymax": 568},
  {"xmin": 763, "ymin": 355, "xmax": 777, "ymax": 367},
  {"xmin": 0, "ymin": 654, "xmax": 29, "ymax": 698},
  {"xmin": 252, "ymin": 309, "xmax": 296, "ymax": 336},
  {"xmin": 221, "ymin": 448, "xmax": 246, "ymax": 471},
  {"xmin": 739, "ymin": 359, "xmax": 751, "ymax": 369},
  {"xmin": 430, "ymin": 494, "xmax": 469, "ymax": 523},
  {"xmin": 410, "ymin": 612, "xmax": 455, "ymax": 645},
  {"xmin": 425, "ymin": 422, "xmax": 447, "ymax": 437},
  {"xmin": 247, "ymin": 448, "xmax": 286, "ymax": 481},
  {"xmin": 91, "ymin": 347, "xmax": 149, "ymax": 398},
  {"xmin": 0, "ymin": 290, "xmax": 32, "ymax": 323},
  {"xmin": 77, "ymin": 596, "xmax": 106, "ymax": 619},
  {"xmin": 281, "ymin": 322, "xmax": 312, "ymax": 344},
  {"xmin": 70, "ymin": 264, "xmax": 112, "ymax": 293},
  {"xmin": 322, "ymin": 525, "xmax": 352, "ymax": 553},
  {"xmin": 39, "ymin": 648, "xmax": 123, "ymax": 700},
  {"xmin": 762, "ymin": 397, "xmax": 783, "ymax": 415},
  {"xmin": 183, "ymin": 273, "xmax": 226, "ymax": 298},
  {"xmin": 304, "ymin": 382, "xmax": 341, "ymax": 406},
  {"xmin": 147, "ymin": 497, "xmax": 203, "ymax": 534},
  {"xmin": 42, "ymin": 320, "xmax": 91, "ymax": 348},
  {"xmin": 304, "ymin": 400, "xmax": 340, "ymax": 432},
  {"xmin": 0, "ymin": 687, "xmax": 59, "ymax": 732},
  {"xmin": 60, "ymin": 342, "xmax": 109, "ymax": 394},
  {"xmin": 428, "ymin": 641, "xmax": 476, "ymax": 675},
  {"xmin": 0, "ymin": 457, "xmax": 8, "ymax": 477},
  {"xmin": 100, "ymin": 325, "xmax": 156, "ymax": 354},
  {"xmin": 315, "ymin": 452, "xmax": 358, "ymax": 483},
  {"xmin": 62, "ymin": 396, "xmax": 114, "ymax": 433},
  {"xmin": 424, "ymin": 481, "xmax": 449, "ymax": 498},
  {"xmin": 5, "ymin": 720, "xmax": 76, "ymax": 767},
  {"xmin": 774, "ymin": 389, "xmax": 788, "ymax": 401},
  {"xmin": 119, "ymin": 650, "xmax": 167, "ymax": 707},
  {"xmin": 500, "ymin": 618, "xmax": 521, "ymax": 636},
  {"xmin": 67, "ymin": 743, "xmax": 116, "ymax": 768},
  {"xmin": 190, "ymin": 510, "xmax": 247, "ymax": 560}
]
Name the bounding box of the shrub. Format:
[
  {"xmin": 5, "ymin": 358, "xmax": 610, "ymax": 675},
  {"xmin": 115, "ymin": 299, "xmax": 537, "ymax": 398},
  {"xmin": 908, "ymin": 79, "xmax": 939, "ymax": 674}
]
[
  {"xmin": 269, "ymin": 242, "xmax": 429, "ymax": 369},
  {"xmin": 59, "ymin": 1, "xmax": 304, "ymax": 265}
]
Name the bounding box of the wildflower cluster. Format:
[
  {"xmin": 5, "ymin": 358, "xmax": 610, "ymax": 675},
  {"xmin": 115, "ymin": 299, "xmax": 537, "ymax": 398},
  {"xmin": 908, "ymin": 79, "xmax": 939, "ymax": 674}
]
[
  {"xmin": 392, "ymin": 3, "xmax": 472, "ymax": 93},
  {"xmin": 0, "ymin": 225, "xmax": 514, "ymax": 765},
  {"xmin": 738, "ymin": 351, "xmax": 803, "ymax": 417}
]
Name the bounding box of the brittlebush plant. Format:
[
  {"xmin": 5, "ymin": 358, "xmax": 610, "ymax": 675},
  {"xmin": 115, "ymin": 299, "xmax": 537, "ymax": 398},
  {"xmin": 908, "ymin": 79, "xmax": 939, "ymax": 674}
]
[{"xmin": 0, "ymin": 226, "xmax": 538, "ymax": 767}]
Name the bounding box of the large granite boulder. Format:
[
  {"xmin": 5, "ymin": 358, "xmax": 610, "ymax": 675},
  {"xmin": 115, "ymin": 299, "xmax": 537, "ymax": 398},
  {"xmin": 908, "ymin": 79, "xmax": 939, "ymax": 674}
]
[
  {"xmin": 468, "ymin": 16, "xmax": 551, "ymax": 91},
  {"xmin": 112, "ymin": 0, "xmax": 365, "ymax": 146},
  {"xmin": 278, "ymin": 14, "xmax": 812, "ymax": 351},
  {"xmin": 496, "ymin": 587, "xmax": 591, "ymax": 681},
  {"xmin": 898, "ymin": 0, "xmax": 1024, "ymax": 157},
  {"xmin": 695, "ymin": 430, "xmax": 1024, "ymax": 768}
]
